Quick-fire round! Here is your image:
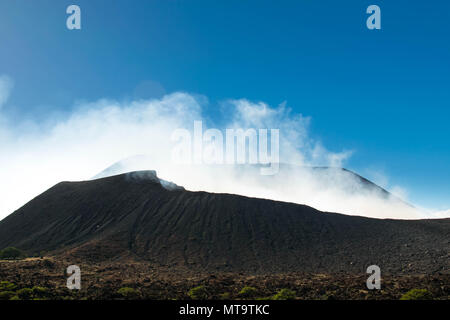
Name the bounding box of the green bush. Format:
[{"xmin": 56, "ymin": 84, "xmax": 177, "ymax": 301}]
[
  {"xmin": 400, "ymin": 289, "xmax": 433, "ymax": 300},
  {"xmin": 0, "ymin": 291, "xmax": 15, "ymax": 300},
  {"xmin": 117, "ymin": 287, "xmax": 139, "ymax": 299},
  {"xmin": 273, "ymin": 288, "xmax": 296, "ymax": 300},
  {"xmin": 16, "ymin": 288, "xmax": 34, "ymax": 300},
  {"xmin": 0, "ymin": 281, "xmax": 17, "ymax": 291},
  {"xmin": 238, "ymin": 286, "xmax": 258, "ymax": 299},
  {"xmin": 219, "ymin": 292, "xmax": 231, "ymax": 300},
  {"xmin": 188, "ymin": 286, "xmax": 208, "ymax": 300},
  {"xmin": 0, "ymin": 247, "xmax": 24, "ymax": 260},
  {"xmin": 32, "ymin": 286, "xmax": 48, "ymax": 298}
]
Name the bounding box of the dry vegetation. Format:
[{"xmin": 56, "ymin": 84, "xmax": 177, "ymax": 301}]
[{"xmin": 0, "ymin": 257, "xmax": 448, "ymax": 300}]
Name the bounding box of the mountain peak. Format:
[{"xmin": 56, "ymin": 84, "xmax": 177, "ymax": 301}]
[
  {"xmin": 93, "ymin": 170, "xmax": 184, "ymax": 191},
  {"xmin": 0, "ymin": 171, "xmax": 448, "ymax": 274}
]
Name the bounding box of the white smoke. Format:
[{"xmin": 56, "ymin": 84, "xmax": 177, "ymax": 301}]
[
  {"xmin": 433, "ymin": 210, "xmax": 450, "ymax": 219},
  {"xmin": 0, "ymin": 77, "xmax": 447, "ymax": 220}
]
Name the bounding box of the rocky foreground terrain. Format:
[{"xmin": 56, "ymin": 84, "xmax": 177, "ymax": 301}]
[{"xmin": 0, "ymin": 257, "xmax": 449, "ymax": 300}]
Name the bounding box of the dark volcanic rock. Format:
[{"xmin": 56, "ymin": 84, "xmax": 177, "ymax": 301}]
[{"xmin": 0, "ymin": 171, "xmax": 448, "ymax": 274}]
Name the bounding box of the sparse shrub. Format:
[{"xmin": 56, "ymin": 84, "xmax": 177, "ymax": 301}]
[
  {"xmin": 9, "ymin": 295, "xmax": 20, "ymax": 300},
  {"xmin": 16, "ymin": 288, "xmax": 34, "ymax": 300},
  {"xmin": 117, "ymin": 287, "xmax": 139, "ymax": 299},
  {"xmin": 273, "ymin": 288, "xmax": 296, "ymax": 300},
  {"xmin": 219, "ymin": 292, "xmax": 231, "ymax": 300},
  {"xmin": 188, "ymin": 286, "xmax": 208, "ymax": 300},
  {"xmin": 256, "ymin": 296, "xmax": 271, "ymax": 300},
  {"xmin": 0, "ymin": 281, "xmax": 16, "ymax": 291},
  {"xmin": 400, "ymin": 289, "xmax": 433, "ymax": 300},
  {"xmin": 0, "ymin": 281, "xmax": 19, "ymax": 301},
  {"xmin": 319, "ymin": 292, "xmax": 336, "ymax": 300},
  {"xmin": 0, "ymin": 291, "xmax": 15, "ymax": 300},
  {"xmin": 238, "ymin": 286, "xmax": 258, "ymax": 299},
  {"xmin": 32, "ymin": 286, "xmax": 48, "ymax": 298},
  {"xmin": 0, "ymin": 247, "xmax": 24, "ymax": 260}
]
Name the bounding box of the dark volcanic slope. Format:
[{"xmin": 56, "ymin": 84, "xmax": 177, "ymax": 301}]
[{"xmin": 0, "ymin": 171, "xmax": 448, "ymax": 274}]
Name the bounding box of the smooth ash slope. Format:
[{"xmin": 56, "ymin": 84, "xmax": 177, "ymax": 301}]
[{"xmin": 0, "ymin": 171, "xmax": 448, "ymax": 274}]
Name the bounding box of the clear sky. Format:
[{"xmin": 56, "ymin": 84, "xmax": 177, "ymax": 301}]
[{"xmin": 0, "ymin": 0, "xmax": 449, "ymax": 210}]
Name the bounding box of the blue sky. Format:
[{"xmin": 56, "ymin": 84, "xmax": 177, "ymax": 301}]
[{"xmin": 0, "ymin": 0, "xmax": 449, "ymax": 209}]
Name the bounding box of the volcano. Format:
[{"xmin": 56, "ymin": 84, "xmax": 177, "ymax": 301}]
[{"xmin": 0, "ymin": 171, "xmax": 448, "ymax": 274}]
